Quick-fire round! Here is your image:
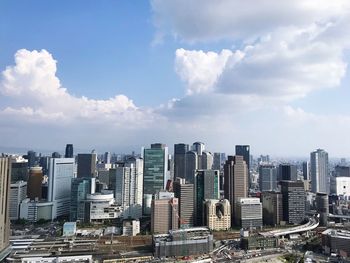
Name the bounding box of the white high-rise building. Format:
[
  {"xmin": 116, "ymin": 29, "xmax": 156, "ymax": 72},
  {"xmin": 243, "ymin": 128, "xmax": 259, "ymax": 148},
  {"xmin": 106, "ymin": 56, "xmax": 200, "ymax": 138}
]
[
  {"xmin": 112, "ymin": 157, "xmax": 143, "ymax": 219},
  {"xmin": 9, "ymin": 181, "xmax": 27, "ymax": 220},
  {"xmin": 48, "ymin": 158, "xmax": 75, "ymax": 219},
  {"xmin": 310, "ymin": 149, "xmax": 329, "ymax": 193}
]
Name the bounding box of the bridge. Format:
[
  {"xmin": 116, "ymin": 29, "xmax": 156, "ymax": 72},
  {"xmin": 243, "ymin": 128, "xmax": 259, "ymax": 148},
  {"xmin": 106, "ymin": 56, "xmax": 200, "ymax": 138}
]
[{"xmin": 259, "ymin": 216, "xmax": 319, "ymax": 237}]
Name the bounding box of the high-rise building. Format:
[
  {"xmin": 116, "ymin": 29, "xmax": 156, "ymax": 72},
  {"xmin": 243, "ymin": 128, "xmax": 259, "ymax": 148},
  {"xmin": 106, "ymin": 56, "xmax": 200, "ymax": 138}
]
[
  {"xmin": 11, "ymin": 161, "xmax": 28, "ymax": 183},
  {"xmin": 204, "ymin": 199, "xmax": 231, "ymax": 231},
  {"xmin": 51, "ymin": 152, "xmax": 61, "ymax": 158},
  {"xmin": 303, "ymin": 161, "xmax": 310, "ymax": 180},
  {"xmin": 70, "ymin": 177, "xmax": 96, "ymax": 221},
  {"xmin": 334, "ymin": 165, "xmax": 350, "ymax": 177},
  {"xmin": 143, "ymin": 144, "xmax": 168, "ymax": 202},
  {"xmin": 310, "ymin": 149, "xmax": 329, "ymax": 194},
  {"xmin": 27, "ymin": 166, "xmax": 43, "ymax": 200},
  {"xmin": 27, "ymin": 150, "xmax": 37, "ymax": 168},
  {"xmin": 236, "ymin": 198, "xmax": 263, "ymax": 229},
  {"xmin": 213, "ymin": 153, "xmax": 224, "ymax": 170},
  {"xmin": 65, "ymin": 144, "xmax": 74, "ymax": 158},
  {"xmin": 9, "ymin": 181, "xmax": 27, "ymax": 220},
  {"xmin": 316, "ymin": 193, "xmax": 329, "ymax": 227},
  {"xmin": 104, "ymin": 152, "xmax": 111, "ymax": 164},
  {"xmin": 174, "ymin": 143, "xmax": 189, "ymax": 180},
  {"xmin": 173, "ymin": 178, "xmax": 194, "ymax": 227},
  {"xmin": 48, "ymin": 158, "xmax": 75, "ymax": 219},
  {"xmin": 278, "ymin": 164, "xmax": 297, "ymax": 181},
  {"xmin": 259, "ymin": 164, "xmax": 278, "ymax": 192},
  {"xmin": 185, "ymin": 151, "xmax": 198, "ymax": 184},
  {"xmin": 110, "ymin": 157, "xmax": 143, "ymax": 219},
  {"xmin": 235, "ymin": 145, "xmax": 250, "ymax": 187},
  {"xmin": 194, "ymin": 170, "xmax": 220, "ymax": 226},
  {"xmin": 224, "ymin": 155, "xmax": 248, "ymax": 225},
  {"xmin": 262, "ymin": 191, "xmax": 283, "ymax": 226},
  {"xmin": 280, "ymin": 180, "xmax": 305, "ymax": 224},
  {"xmin": 77, "ymin": 153, "xmax": 97, "ymax": 178},
  {"xmin": 201, "ymin": 151, "xmax": 213, "ymax": 170},
  {"xmin": 151, "ymin": 196, "xmax": 179, "ymax": 234},
  {"xmin": 192, "ymin": 142, "xmax": 205, "ymax": 155},
  {"xmin": 0, "ymin": 157, "xmax": 11, "ymax": 261}
]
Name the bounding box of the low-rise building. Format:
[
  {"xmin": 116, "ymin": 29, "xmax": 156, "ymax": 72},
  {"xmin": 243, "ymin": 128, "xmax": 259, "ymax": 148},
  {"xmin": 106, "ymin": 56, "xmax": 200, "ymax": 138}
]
[
  {"xmin": 19, "ymin": 199, "xmax": 53, "ymax": 222},
  {"xmin": 153, "ymin": 227, "xmax": 213, "ymax": 258},
  {"xmin": 63, "ymin": 222, "xmax": 77, "ymax": 237},
  {"xmin": 83, "ymin": 191, "xmax": 122, "ymax": 223},
  {"xmin": 322, "ymin": 229, "xmax": 350, "ymax": 257},
  {"xmin": 241, "ymin": 236, "xmax": 278, "ymax": 250},
  {"xmin": 123, "ymin": 219, "xmax": 140, "ymax": 236}
]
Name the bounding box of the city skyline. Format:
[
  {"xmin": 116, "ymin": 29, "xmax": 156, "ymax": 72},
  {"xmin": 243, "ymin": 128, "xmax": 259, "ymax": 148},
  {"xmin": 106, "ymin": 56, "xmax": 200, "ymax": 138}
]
[{"xmin": 1, "ymin": 1, "xmax": 350, "ymax": 156}]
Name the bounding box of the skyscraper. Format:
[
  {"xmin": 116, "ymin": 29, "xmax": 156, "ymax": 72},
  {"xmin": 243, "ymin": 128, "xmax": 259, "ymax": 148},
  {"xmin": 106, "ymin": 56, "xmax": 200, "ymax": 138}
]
[
  {"xmin": 27, "ymin": 166, "xmax": 43, "ymax": 200},
  {"xmin": 302, "ymin": 161, "xmax": 310, "ymax": 180},
  {"xmin": 9, "ymin": 181, "xmax": 27, "ymax": 220},
  {"xmin": 259, "ymin": 164, "xmax": 278, "ymax": 192},
  {"xmin": 27, "ymin": 150, "xmax": 37, "ymax": 168},
  {"xmin": 224, "ymin": 155, "xmax": 248, "ymax": 225},
  {"xmin": 65, "ymin": 144, "xmax": 74, "ymax": 158},
  {"xmin": 278, "ymin": 164, "xmax": 297, "ymax": 181},
  {"xmin": 174, "ymin": 143, "xmax": 189, "ymax": 180},
  {"xmin": 173, "ymin": 178, "xmax": 194, "ymax": 227},
  {"xmin": 262, "ymin": 191, "xmax": 283, "ymax": 226},
  {"xmin": 110, "ymin": 157, "xmax": 143, "ymax": 219},
  {"xmin": 194, "ymin": 170, "xmax": 220, "ymax": 226},
  {"xmin": 104, "ymin": 152, "xmax": 111, "ymax": 164},
  {"xmin": 77, "ymin": 153, "xmax": 97, "ymax": 178},
  {"xmin": 310, "ymin": 149, "xmax": 329, "ymax": 193},
  {"xmin": 235, "ymin": 145, "xmax": 250, "ymax": 187},
  {"xmin": 0, "ymin": 157, "xmax": 11, "ymax": 260},
  {"xmin": 143, "ymin": 143, "xmax": 168, "ymax": 214},
  {"xmin": 70, "ymin": 177, "xmax": 96, "ymax": 221},
  {"xmin": 280, "ymin": 180, "xmax": 305, "ymax": 224},
  {"xmin": 185, "ymin": 151, "xmax": 198, "ymax": 184},
  {"xmin": 48, "ymin": 158, "xmax": 75, "ymax": 219}
]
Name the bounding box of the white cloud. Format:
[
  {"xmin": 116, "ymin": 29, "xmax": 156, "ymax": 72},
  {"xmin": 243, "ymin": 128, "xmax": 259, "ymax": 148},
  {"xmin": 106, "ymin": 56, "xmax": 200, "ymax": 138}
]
[
  {"xmin": 0, "ymin": 49, "xmax": 149, "ymax": 124},
  {"xmin": 151, "ymin": 0, "xmax": 350, "ymax": 43},
  {"xmin": 175, "ymin": 23, "xmax": 348, "ymax": 100}
]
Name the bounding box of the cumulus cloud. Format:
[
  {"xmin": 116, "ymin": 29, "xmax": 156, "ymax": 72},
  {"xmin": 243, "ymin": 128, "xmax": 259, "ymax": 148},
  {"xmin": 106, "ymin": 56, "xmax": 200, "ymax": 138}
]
[
  {"xmin": 174, "ymin": 23, "xmax": 348, "ymax": 100},
  {"xmin": 0, "ymin": 49, "xmax": 149, "ymax": 124},
  {"xmin": 151, "ymin": 0, "xmax": 350, "ymax": 43}
]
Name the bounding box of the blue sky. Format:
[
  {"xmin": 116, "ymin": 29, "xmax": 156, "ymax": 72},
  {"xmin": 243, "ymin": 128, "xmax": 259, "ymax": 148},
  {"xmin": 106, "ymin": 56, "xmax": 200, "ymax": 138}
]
[{"xmin": 1, "ymin": 0, "xmax": 350, "ymax": 157}]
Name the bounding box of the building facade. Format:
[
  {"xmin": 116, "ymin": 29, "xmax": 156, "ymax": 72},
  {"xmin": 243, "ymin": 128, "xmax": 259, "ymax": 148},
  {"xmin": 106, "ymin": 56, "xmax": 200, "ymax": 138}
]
[
  {"xmin": 110, "ymin": 157, "xmax": 143, "ymax": 219},
  {"xmin": 174, "ymin": 143, "xmax": 189, "ymax": 180},
  {"xmin": 151, "ymin": 197, "xmax": 179, "ymax": 234},
  {"xmin": 173, "ymin": 178, "xmax": 194, "ymax": 227},
  {"xmin": 194, "ymin": 170, "xmax": 220, "ymax": 226},
  {"xmin": 204, "ymin": 199, "xmax": 231, "ymax": 230},
  {"xmin": 70, "ymin": 177, "xmax": 96, "ymax": 221},
  {"xmin": 0, "ymin": 157, "xmax": 11, "ymax": 261},
  {"xmin": 259, "ymin": 164, "xmax": 278, "ymax": 191},
  {"xmin": 262, "ymin": 191, "xmax": 283, "ymax": 226},
  {"xmin": 48, "ymin": 158, "xmax": 75, "ymax": 219},
  {"xmin": 77, "ymin": 153, "xmax": 97, "ymax": 178},
  {"xmin": 224, "ymin": 155, "xmax": 248, "ymax": 225},
  {"xmin": 9, "ymin": 181, "xmax": 27, "ymax": 220},
  {"xmin": 280, "ymin": 180, "xmax": 306, "ymax": 224},
  {"xmin": 143, "ymin": 144, "xmax": 168, "ymax": 215},
  {"xmin": 310, "ymin": 149, "xmax": 329, "ymax": 193},
  {"xmin": 236, "ymin": 198, "xmax": 263, "ymax": 228}
]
